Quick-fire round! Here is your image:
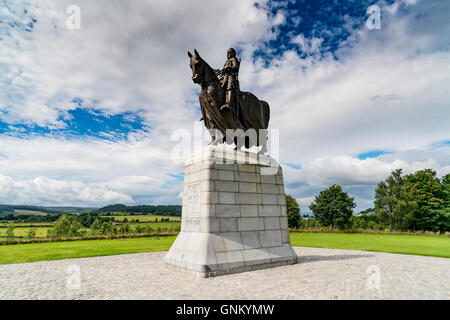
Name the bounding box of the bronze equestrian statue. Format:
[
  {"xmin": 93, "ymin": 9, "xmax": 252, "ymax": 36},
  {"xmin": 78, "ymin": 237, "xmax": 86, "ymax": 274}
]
[{"xmin": 188, "ymin": 48, "xmax": 270, "ymax": 154}]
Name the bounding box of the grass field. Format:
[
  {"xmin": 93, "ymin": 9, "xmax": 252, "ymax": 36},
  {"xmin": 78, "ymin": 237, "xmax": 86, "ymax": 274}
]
[
  {"xmin": 13, "ymin": 209, "xmax": 48, "ymax": 216},
  {"xmin": 289, "ymin": 232, "xmax": 450, "ymax": 258},
  {"xmin": 0, "ymin": 232, "xmax": 448, "ymax": 265},
  {"xmin": 0, "ymin": 236, "xmax": 177, "ymax": 264},
  {"xmin": 0, "ymin": 227, "xmax": 50, "ymax": 237}
]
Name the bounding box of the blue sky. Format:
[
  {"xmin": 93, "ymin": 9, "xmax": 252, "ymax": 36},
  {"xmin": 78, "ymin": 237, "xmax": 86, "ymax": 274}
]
[{"xmin": 0, "ymin": 0, "xmax": 449, "ymax": 212}]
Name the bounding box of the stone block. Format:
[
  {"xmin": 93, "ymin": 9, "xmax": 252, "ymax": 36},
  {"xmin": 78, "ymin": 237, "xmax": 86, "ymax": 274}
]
[
  {"xmin": 212, "ymin": 232, "xmax": 243, "ymax": 252},
  {"xmin": 260, "ymin": 175, "xmax": 276, "ymax": 184},
  {"xmin": 201, "ymin": 169, "xmax": 218, "ymax": 181},
  {"xmin": 219, "ymin": 192, "xmax": 236, "ymax": 204},
  {"xmin": 214, "ymin": 163, "xmax": 237, "ymax": 171},
  {"xmin": 261, "ymin": 183, "xmax": 281, "ymax": 194},
  {"xmin": 259, "ymin": 230, "xmax": 282, "ymax": 247},
  {"xmin": 239, "ymin": 182, "xmax": 257, "ymax": 193},
  {"xmin": 237, "ymin": 217, "xmax": 264, "ymax": 232},
  {"xmin": 234, "ymin": 171, "xmax": 260, "ymax": 183},
  {"xmin": 216, "ymin": 251, "xmax": 245, "ymax": 269},
  {"xmin": 241, "ymin": 231, "xmax": 261, "ymax": 249},
  {"xmin": 218, "ymin": 170, "xmax": 234, "ymax": 181},
  {"xmin": 200, "ymin": 217, "xmax": 220, "ymax": 233},
  {"xmin": 258, "ymin": 205, "xmax": 281, "ymax": 217},
  {"xmin": 278, "ymin": 195, "xmax": 286, "ymax": 205},
  {"xmin": 240, "ymin": 204, "xmax": 258, "ymax": 217},
  {"xmin": 281, "ymin": 230, "xmax": 290, "ymax": 243},
  {"xmin": 201, "ymin": 180, "xmax": 215, "ymax": 192},
  {"xmin": 268, "ymin": 244, "xmax": 295, "ymax": 263},
  {"xmin": 215, "ymin": 181, "xmax": 239, "ymax": 192},
  {"xmin": 262, "ymin": 194, "xmax": 278, "ymax": 205},
  {"xmin": 201, "ymin": 191, "xmax": 218, "ymax": 204},
  {"xmin": 238, "ymin": 164, "xmax": 256, "ymax": 173},
  {"xmin": 219, "ymin": 218, "xmax": 238, "ymax": 232},
  {"xmin": 236, "ymin": 193, "xmax": 262, "ymax": 205},
  {"xmin": 280, "ymin": 217, "xmax": 288, "ymax": 229},
  {"xmin": 242, "ymin": 248, "xmax": 270, "ymax": 266},
  {"xmin": 216, "ymin": 204, "xmax": 240, "ymax": 217},
  {"xmin": 199, "ymin": 204, "xmax": 215, "ymax": 218},
  {"xmin": 264, "ymin": 217, "xmax": 280, "ymax": 230},
  {"xmin": 276, "ymin": 175, "xmax": 284, "ymax": 185}
]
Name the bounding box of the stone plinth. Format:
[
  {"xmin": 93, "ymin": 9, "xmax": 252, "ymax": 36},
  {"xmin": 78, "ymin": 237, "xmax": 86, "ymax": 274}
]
[{"xmin": 165, "ymin": 146, "xmax": 297, "ymax": 277}]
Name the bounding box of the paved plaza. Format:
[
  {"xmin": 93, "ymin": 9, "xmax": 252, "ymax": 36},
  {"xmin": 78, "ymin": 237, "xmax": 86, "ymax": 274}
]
[{"xmin": 0, "ymin": 246, "xmax": 448, "ymax": 300}]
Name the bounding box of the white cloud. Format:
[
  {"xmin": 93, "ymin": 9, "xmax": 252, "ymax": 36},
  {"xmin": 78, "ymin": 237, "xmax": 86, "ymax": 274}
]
[
  {"xmin": 300, "ymin": 154, "xmax": 450, "ymax": 187},
  {"xmin": 0, "ymin": 0, "xmax": 449, "ymax": 208},
  {"xmin": 0, "ymin": 174, "xmax": 133, "ymax": 206}
]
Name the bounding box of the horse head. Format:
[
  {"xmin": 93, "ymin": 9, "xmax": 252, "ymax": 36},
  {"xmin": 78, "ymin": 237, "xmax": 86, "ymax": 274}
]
[{"xmin": 188, "ymin": 49, "xmax": 216, "ymax": 85}]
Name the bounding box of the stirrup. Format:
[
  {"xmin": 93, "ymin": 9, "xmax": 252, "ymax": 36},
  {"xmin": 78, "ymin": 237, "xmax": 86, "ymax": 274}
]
[{"xmin": 220, "ymin": 104, "xmax": 230, "ymax": 111}]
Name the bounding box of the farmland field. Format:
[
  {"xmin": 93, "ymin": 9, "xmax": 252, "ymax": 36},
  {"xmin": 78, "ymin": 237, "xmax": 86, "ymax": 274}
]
[
  {"xmin": 103, "ymin": 214, "xmax": 181, "ymax": 222},
  {"xmin": 13, "ymin": 209, "xmax": 48, "ymax": 216}
]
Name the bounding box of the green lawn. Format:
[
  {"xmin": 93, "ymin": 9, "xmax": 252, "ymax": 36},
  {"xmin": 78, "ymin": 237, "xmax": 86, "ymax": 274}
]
[
  {"xmin": 0, "ymin": 232, "xmax": 448, "ymax": 265},
  {"xmin": 0, "ymin": 236, "xmax": 177, "ymax": 265},
  {"xmin": 289, "ymin": 232, "xmax": 450, "ymax": 258}
]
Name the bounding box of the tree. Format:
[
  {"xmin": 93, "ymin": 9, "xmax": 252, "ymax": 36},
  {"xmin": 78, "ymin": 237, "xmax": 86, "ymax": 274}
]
[
  {"xmin": 123, "ymin": 217, "xmax": 128, "ymax": 223},
  {"xmin": 309, "ymin": 185, "xmax": 356, "ymax": 230},
  {"xmin": 5, "ymin": 225, "xmax": 15, "ymax": 238},
  {"xmin": 402, "ymin": 169, "xmax": 449, "ymax": 232},
  {"xmin": 374, "ymin": 169, "xmax": 411, "ymax": 231},
  {"xmin": 26, "ymin": 228, "xmax": 37, "ymax": 239},
  {"xmin": 49, "ymin": 214, "xmax": 82, "ymax": 237},
  {"xmin": 91, "ymin": 219, "xmax": 116, "ymax": 235},
  {"xmin": 285, "ymin": 195, "xmax": 302, "ymax": 229}
]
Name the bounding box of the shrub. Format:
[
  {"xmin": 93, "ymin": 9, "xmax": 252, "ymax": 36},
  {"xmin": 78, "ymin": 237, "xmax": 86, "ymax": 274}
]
[{"xmin": 48, "ymin": 215, "xmax": 82, "ymax": 237}]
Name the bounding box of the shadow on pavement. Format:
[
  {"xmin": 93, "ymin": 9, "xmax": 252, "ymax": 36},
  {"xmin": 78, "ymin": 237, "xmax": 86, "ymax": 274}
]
[{"xmin": 298, "ymin": 254, "xmax": 374, "ymax": 264}]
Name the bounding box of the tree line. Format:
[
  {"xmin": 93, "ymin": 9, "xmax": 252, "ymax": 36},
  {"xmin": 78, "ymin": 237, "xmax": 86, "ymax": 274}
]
[
  {"xmin": 95, "ymin": 204, "xmax": 181, "ymax": 216},
  {"xmin": 286, "ymin": 169, "xmax": 450, "ymax": 233}
]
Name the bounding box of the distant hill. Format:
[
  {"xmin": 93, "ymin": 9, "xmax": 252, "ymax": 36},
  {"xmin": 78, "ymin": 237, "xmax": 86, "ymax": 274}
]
[
  {"xmin": 0, "ymin": 204, "xmax": 96, "ymax": 217},
  {"xmin": 96, "ymin": 204, "xmax": 182, "ymax": 217}
]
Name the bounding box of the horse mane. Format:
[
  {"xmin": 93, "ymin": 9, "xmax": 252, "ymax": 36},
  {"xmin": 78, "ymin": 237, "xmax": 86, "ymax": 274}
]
[{"xmin": 200, "ymin": 57, "xmax": 220, "ymax": 85}]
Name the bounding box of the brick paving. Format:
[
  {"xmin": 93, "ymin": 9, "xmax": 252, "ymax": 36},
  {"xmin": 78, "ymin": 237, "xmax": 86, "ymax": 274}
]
[{"xmin": 0, "ymin": 247, "xmax": 448, "ymax": 300}]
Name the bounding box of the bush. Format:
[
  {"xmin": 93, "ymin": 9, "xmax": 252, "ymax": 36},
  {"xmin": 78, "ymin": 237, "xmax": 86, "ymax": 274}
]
[
  {"xmin": 26, "ymin": 228, "xmax": 37, "ymax": 238},
  {"xmin": 48, "ymin": 215, "xmax": 82, "ymax": 237},
  {"xmin": 6, "ymin": 225, "xmax": 15, "ymax": 238},
  {"xmin": 91, "ymin": 219, "xmax": 116, "ymax": 235}
]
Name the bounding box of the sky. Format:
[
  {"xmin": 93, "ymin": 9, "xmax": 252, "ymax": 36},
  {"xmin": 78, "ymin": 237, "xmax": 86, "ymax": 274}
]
[{"xmin": 0, "ymin": 0, "xmax": 449, "ymax": 213}]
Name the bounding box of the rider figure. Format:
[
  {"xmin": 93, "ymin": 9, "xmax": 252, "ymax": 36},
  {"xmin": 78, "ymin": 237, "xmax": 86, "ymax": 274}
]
[{"xmin": 219, "ymin": 48, "xmax": 240, "ymax": 113}]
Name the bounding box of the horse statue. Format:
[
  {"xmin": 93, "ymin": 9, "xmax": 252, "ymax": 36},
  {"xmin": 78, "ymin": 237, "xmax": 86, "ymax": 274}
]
[{"xmin": 188, "ymin": 49, "xmax": 270, "ymax": 154}]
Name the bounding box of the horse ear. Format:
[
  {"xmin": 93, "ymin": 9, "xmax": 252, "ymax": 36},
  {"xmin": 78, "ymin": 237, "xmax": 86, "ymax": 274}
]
[
  {"xmin": 188, "ymin": 51, "xmax": 193, "ymax": 58},
  {"xmin": 194, "ymin": 49, "xmax": 200, "ymax": 57}
]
